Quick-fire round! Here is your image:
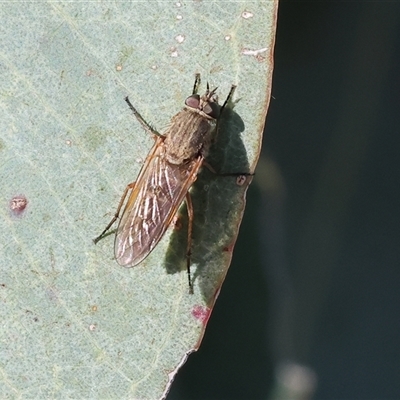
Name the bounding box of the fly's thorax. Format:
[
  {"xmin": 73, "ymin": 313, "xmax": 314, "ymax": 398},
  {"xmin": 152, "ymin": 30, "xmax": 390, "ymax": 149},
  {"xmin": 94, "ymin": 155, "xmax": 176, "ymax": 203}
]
[{"xmin": 164, "ymin": 108, "xmax": 216, "ymax": 165}]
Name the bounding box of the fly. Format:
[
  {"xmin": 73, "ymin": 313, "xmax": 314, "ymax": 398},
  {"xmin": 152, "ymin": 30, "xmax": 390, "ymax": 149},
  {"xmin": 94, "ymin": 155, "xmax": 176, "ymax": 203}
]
[{"xmin": 94, "ymin": 74, "xmax": 236, "ymax": 294}]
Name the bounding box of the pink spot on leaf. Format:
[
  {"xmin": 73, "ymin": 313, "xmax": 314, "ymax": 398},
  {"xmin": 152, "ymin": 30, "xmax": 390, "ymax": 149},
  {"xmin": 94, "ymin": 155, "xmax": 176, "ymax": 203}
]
[
  {"xmin": 10, "ymin": 195, "xmax": 28, "ymax": 216},
  {"xmin": 191, "ymin": 305, "xmax": 211, "ymax": 325}
]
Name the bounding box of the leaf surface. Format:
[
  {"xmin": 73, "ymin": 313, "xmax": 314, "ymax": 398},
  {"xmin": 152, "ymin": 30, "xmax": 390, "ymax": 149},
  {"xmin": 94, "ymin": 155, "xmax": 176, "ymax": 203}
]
[{"xmin": 0, "ymin": 1, "xmax": 277, "ymax": 398}]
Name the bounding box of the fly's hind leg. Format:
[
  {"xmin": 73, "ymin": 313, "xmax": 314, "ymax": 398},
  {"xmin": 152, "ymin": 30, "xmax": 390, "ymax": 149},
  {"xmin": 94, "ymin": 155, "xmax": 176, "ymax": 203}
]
[
  {"xmin": 93, "ymin": 182, "xmax": 135, "ymax": 244},
  {"xmin": 185, "ymin": 192, "xmax": 194, "ymax": 294},
  {"xmin": 125, "ymin": 97, "xmax": 164, "ymax": 139}
]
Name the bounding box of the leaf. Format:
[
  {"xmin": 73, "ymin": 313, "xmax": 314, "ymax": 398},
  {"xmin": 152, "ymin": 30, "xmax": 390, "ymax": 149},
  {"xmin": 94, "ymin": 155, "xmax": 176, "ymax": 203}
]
[{"xmin": 0, "ymin": 1, "xmax": 277, "ymax": 398}]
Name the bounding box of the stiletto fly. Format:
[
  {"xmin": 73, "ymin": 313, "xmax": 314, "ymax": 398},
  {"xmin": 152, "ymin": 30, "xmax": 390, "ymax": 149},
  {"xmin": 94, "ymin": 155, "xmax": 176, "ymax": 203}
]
[{"xmin": 94, "ymin": 74, "xmax": 236, "ymax": 294}]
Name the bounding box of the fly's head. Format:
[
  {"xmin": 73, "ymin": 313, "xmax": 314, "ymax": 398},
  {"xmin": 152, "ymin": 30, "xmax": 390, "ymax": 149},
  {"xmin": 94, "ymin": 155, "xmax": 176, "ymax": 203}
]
[{"xmin": 184, "ymin": 85, "xmax": 220, "ymax": 120}]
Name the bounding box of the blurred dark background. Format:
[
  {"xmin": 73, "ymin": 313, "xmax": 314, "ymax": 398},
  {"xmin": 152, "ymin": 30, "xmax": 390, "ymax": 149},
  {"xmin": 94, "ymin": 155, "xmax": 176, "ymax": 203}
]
[{"xmin": 169, "ymin": 3, "xmax": 400, "ymax": 399}]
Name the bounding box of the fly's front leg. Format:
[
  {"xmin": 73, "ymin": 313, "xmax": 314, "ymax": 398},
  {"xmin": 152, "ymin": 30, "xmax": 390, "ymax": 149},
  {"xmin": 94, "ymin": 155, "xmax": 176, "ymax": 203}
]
[
  {"xmin": 125, "ymin": 97, "xmax": 164, "ymax": 139},
  {"xmin": 192, "ymin": 73, "xmax": 201, "ymax": 95},
  {"xmin": 185, "ymin": 192, "xmax": 194, "ymax": 294},
  {"xmin": 209, "ymin": 84, "xmax": 254, "ymax": 178},
  {"xmin": 93, "ymin": 182, "xmax": 135, "ymax": 244},
  {"xmin": 214, "ymin": 84, "xmax": 237, "ymax": 144},
  {"xmin": 220, "ymin": 84, "xmax": 237, "ymax": 115}
]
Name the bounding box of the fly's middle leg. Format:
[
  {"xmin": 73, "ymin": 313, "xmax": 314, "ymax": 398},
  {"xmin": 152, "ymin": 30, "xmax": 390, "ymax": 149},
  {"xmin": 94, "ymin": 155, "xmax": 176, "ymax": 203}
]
[
  {"xmin": 93, "ymin": 181, "xmax": 136, "ymax": 244},
  {"xmin": 125, "ymin": 96, "xmax": 164, "ymax": 139},
  {"xmin": 203, "ymin": 159, "xmax": 253, "ymax": 179}
]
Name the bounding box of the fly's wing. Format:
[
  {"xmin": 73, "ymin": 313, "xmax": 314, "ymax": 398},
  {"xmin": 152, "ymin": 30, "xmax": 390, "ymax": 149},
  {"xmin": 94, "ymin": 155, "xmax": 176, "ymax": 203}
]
[{"xmin": 115, "ymin": 138, "xmax": 203, "ymax": 266}]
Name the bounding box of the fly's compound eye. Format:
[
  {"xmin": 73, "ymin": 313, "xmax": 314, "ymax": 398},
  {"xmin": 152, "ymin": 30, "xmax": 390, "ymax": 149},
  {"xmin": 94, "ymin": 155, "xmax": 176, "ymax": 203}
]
[
  {"xmin": 202, "ymin": 101, "xmax": 219, "ymax": 119},
  {"xmin": 185, "ymin": 94, "xmax": 200, "ymax": 109}
]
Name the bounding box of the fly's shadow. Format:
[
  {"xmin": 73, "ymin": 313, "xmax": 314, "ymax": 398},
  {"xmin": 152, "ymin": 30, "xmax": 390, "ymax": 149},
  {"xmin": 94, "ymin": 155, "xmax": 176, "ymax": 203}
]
[{"xmin": 164, "ymin": 90, "xmax": 251, "ymax": 303}]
